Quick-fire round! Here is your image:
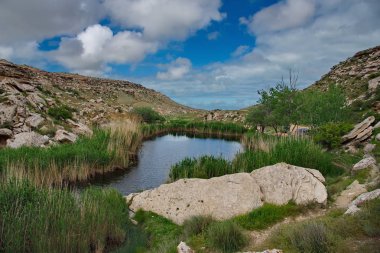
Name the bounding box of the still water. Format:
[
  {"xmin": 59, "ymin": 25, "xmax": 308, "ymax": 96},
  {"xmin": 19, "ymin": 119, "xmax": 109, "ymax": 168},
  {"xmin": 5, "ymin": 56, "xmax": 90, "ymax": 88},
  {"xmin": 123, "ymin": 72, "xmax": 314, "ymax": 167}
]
[{"xmin": 92, "ymin": 133, "xmax": 244, "ymax": 195}]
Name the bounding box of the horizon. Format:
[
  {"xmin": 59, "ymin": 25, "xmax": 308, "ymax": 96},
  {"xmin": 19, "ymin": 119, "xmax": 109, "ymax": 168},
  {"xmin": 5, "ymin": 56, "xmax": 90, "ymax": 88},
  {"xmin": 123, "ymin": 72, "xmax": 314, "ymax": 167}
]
[{"xmin": 1, "ymin": 0, "xmax": 380, "ymax": 109}]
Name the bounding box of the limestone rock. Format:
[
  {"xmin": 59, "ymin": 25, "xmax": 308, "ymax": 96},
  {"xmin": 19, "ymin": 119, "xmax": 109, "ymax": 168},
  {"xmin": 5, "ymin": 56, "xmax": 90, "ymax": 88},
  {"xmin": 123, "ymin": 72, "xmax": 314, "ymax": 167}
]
[
  {"xmin": 364, "ymin": 143, "xmax": 376, "ymax": 154},
  {"xmin": 335, "ymin": 180, "xmax": 367, "ymax": 209},
  {"xmin": 67, "ymin": 119, "xmax": 93, "ymax": 136},
  {"xmin": 0, "ymin": 128, "xmax": 13, "ymax": 146},
  {"xmin": 342, "ymin": 116, "xmax": 375, "ymax": 144},
  {"xmin": 25, "ymin": 113, "xmax": 45, "ymax": 128},
  {"xmin": 352, "ymin": 157, "xmax": 377, "ymax": 172},
  {"xmin": 6, "ymin": 132, "xmax": 49, "ymax": 148},
  {"xmin": 368, "ymin": 76, "xmax": 380, "ymax": 91},
  {"xmin": 250, "ymin": 163, "xmax": 327, "ymax": 205},
  {"xmin": 54, "ymin": 130, "xmax": 78, "ymax": 143},
  {"xmin": 127, "ymin": 163, "xmax": 327, "ymax": 224},
  {"xmin": 345, "ymin": 189, "xmax": 380, "ymax": 214},
  {"xmin": 0, "ymin": 103, "xmax": 16, "ymax": 125},
  {"xmin": 177, "ymin": 242, "xmax": 194, "ymax": 253}
]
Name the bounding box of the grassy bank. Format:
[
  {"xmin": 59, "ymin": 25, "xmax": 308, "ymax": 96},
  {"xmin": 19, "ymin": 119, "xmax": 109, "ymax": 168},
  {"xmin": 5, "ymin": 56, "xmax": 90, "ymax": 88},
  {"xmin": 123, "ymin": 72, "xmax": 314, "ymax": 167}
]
[
  {"xmin": 169, "ymin": 134, "xmax": 343, "ymax": 182},
  {"xmin": 0, "ymin": 121, "xmax": 142, "ymax": 186},
  {"xmin": 141, "ymin": 119, "xmax": 247, "ymax": 139},
  {"xmin": 0, "ymin": 180, "xmax": 130, "ymax": 253}
]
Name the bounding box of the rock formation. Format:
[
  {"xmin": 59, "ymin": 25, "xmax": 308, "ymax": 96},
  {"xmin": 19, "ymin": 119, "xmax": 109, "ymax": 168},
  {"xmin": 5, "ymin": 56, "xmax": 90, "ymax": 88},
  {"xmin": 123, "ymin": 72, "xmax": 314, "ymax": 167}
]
[
  {"xmin": 345, "ymin": 189, "xmax": 380, "ymax": 214},
  {"xmin": 342, "ymin": 116, "xmax": 375, "ymax": 146},
  {"xmin": 126, "ymin": 163, "xmax": 327, "ymax": 224}
]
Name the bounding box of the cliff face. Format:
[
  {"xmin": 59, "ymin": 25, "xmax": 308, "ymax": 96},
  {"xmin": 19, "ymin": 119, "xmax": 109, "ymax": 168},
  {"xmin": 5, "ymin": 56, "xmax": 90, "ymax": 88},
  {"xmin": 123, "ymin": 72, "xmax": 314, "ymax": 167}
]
[{"xmin": 311, "ymin": 45, "xmax": 380, "ymax": 102}]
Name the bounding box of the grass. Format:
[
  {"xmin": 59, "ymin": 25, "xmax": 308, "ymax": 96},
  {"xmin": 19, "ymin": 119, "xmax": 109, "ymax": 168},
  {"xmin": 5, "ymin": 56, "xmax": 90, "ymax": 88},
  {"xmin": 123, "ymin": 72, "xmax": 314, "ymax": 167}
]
[
  {"xmin": 0, "ymin": 121, "xmax": 142, "ymax": 186},
  {"xmin": 169, "ymin": 134, "xmax": 343, "ymax": 182},
  {"xmin": 206, "ymin": 221, "xmax": 247, "ymax": 253},
  {"xmin": 142, "ymin": 119, "xmax": 247, "ymax": 139},
  {"xmin": 134, "ymin": 210, "xmax": 181, "ymax": 253},
  {"xmin": 233, "ymin": 203, "xmax": 304, "ymax": 230},
  {"xmin": 260, "ymin": 199, "xmax": 380, "ymax": 253},
  {"xmin": 0, "ymin": 180, "xmax": 130, "ymax": 253}
]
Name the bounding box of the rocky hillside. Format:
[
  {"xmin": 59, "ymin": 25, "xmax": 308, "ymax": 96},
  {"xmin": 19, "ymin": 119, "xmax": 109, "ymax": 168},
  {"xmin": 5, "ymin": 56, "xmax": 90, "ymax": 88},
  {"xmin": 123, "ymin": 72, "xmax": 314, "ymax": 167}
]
[
  {"xmin": 0, "ymin": 59, "xmax": 200, "ymax": 147},
  {"xmin": 312, "ymin": 45, "xmax": 380, "ymax": 111}
]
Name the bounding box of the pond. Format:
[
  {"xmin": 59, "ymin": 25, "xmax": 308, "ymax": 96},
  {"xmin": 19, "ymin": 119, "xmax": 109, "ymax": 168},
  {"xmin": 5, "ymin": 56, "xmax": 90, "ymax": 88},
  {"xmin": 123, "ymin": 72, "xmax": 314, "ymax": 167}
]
[{"xmin": 91, "ymin": 133, "xmax": 244, "ymax": 195}]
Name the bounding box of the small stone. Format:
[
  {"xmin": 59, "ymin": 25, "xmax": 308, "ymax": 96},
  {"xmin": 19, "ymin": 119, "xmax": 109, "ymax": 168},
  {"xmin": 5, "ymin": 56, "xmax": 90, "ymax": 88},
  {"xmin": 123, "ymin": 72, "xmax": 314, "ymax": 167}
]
[
  {"xmin": 177, "ymin": 242, "xmax": 194, "ymax": 253},
  {"xmin": 352, "ymin": 156, "xmax": 377, "ymax": 172}
]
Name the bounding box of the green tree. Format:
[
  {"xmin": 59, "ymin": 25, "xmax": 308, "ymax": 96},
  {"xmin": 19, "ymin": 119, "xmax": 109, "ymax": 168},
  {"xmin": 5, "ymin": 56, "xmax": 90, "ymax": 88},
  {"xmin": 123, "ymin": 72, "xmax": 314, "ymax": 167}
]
[{"xmin": 132, "ymin": 107, "xmax": 165, "ymax": 123}]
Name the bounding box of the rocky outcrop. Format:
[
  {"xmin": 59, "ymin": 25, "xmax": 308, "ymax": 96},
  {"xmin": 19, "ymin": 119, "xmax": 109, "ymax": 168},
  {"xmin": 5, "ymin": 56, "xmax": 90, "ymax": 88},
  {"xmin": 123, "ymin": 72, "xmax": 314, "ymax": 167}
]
[
  {"xmin": 335, "ymin": 180, "xmax": 367, "ymax": 209},
  {"xmin": 368, "ymin": 76, "xmax": 380, "ymax": 91},
  {"xmin": 126, "ymin": 163, "xmax": 327, "ymax": 224},
  {"xmin": 345, "ymin": 189, "xmax": 380, "ymax": 214},
  {"xmin": 6, "ymin": 132, "xmax": 49, "ymax": 148},
  {"xmin": 203, "ymin": 109, "xmax": 244, "ymax": 123},
  {"xmin": 54, "ymin": 130, "xmax": 78, "ymax": 143},
  {"xmin": 177, "ymin": 242, "xmax": 194, "ymax": 253},
  {"xmin": 352, "ymin": 156, "xmax": 377, "ymax": 172},
  {"xmin": 0, "ymin": 128, "xmax": 12, "ymax": 146},
  {"xmin": 25, "ymin": 113, "xmax": 45, "ymax": 128},
  {"xmin": 342, "ymin": 116, "xmax": 375, "ymax": 145}
]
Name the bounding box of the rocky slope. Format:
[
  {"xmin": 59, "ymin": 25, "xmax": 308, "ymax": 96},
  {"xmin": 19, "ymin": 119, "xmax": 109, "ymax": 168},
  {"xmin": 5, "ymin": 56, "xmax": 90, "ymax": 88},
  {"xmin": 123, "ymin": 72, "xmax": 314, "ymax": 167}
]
[
  {"xmin": 0, "ymin": 59, "xmax": 200, "ymax": 147},
  {"xmin": 311, "ymin": 45, "xmax": 380, "ymax": 111}
]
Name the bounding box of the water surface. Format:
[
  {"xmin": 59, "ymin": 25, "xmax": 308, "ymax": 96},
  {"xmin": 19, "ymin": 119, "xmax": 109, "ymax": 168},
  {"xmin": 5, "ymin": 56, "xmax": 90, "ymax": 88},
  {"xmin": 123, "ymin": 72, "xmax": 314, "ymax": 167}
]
[{"xmin": 92, "ymin": 134, "xmax": 243, "ymax": 195}]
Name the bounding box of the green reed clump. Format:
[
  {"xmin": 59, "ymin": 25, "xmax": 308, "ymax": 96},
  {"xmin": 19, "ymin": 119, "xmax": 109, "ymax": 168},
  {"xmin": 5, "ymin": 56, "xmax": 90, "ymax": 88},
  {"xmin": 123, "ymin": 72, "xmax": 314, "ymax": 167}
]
[
  {"xmin": 0, "ymin": 121, "xmax": 142, "ymax": 186},
  {"xmin": 169, "ymin": 156, "xmax": 235, "ymax": 181},
  {"xmin": 206, "ymin": 221, "xmax": 247, "ymax": 253},
  {"xmin": 142, "ymin": 119, "xmax": 247, "ymax": 138},
  {"xmin": 0, "ymin": 180, "xmax": 129, "ymax": 253}
]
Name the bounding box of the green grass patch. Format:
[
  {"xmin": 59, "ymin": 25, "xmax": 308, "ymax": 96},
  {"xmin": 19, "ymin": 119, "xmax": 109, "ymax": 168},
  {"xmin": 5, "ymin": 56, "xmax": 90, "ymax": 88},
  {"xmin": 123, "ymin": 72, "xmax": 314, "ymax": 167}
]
[
  {"xmin": 233, "ymin": 203, "xmax": 303, "ymax": 230},
  {"xmin": 47, "ymin": 104, "xmax": 75, "ymax": 121},
  {"xmin": 0, "ymin": 180, "xmax": 130, "ymax": 253},
  {"xmin": 134, "ymin": 210, "xmax": 181, "ymax": 253}
]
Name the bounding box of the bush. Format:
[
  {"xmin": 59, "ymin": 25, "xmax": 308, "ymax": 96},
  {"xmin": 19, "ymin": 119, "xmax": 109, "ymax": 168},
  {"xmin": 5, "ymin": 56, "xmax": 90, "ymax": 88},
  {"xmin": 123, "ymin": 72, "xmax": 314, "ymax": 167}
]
[
  {"xmin": 313, "ymin": 122, "xmax": 353, "ymax": 149},
  {"xmin": 132, "ymin": 107, "xmax": 164, "ymax": 123},
  {"xmin": 206, "ymin": 221, "xmax": 247, "ymax": 253},
  {"xmin": 47, "ymin": 105, "xmax": 74, "ymax": 120},
  {"xmin": 183, "ymin": 215, "xmax": 214, "ymax": 237}
]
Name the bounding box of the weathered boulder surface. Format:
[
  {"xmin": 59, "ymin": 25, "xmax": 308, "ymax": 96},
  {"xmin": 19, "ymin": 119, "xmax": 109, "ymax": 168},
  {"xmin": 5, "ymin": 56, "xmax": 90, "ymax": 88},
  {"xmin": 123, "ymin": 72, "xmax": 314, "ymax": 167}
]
[
  {"xmin": 177, "ymin": 242, "xmax": 194, "ymax": 253},
  {"xmin": 335, "ymin": 180, "xmax": 367, "ymax": 209},
  {"xmin": 126, "ymin": 163, "xmax": 327, "ymax": 224},
  {"xmin": 345, "ymin": 189, "xmax": 380, "ymax": 214},
  {"xmin": 342, "ymin": 116, "xmax": 375, "ymax": 145},
  {"xmin": 352, "ymin": 156, "xmax": 377, "ymax": 172},
  {"xmin": 54, "ymin": 129, "xmax": 78, "ymax": 143},
  {"xmin": 25, "ymin": 113, "xmax": 44, "ymax": 128},
  {"xmin": 364, "ymin": 143, "xmax": 376, "ymax": 154},
  {"xmin": 67, "ymin": 119, "xmax": 93, "ymax": 137},
  {"xmin": 6, "ymin": 131, "xmax": 49, "ymax": 148}
]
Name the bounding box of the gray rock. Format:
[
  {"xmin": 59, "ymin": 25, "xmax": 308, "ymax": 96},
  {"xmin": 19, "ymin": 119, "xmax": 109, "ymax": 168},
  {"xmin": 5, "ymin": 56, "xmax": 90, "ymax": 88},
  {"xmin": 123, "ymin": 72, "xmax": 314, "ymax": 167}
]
[
  {"xmin": 376, "ymin": 133, "xmax": 380, "ymax": 141},
  {"xmin": 364, "ymin": 143, "xmax": 376, "ymax": 154},
  {"xmin": 352, "ymin": 156, "xmax": 377, "ymax": 172},
  {"xmin": 126, "ymin": 163, "xmax": 327, "ymax": 224},
  {"xmin": 25, "ymin": 113, "xmax": 45, "ymax": 128},
  {"xmin": 177, "ymin": 242, "xmax": 194, "ymax": 253},
  {"xmin": 368, "ymin": 76, "xmax": 380, "ymax": 91},
  {"xmin": 67, "ymin": 119, "xmax": 93, "ymax": 136},
  {"xmin": 342, "ymin": 116, "xmax": 375, "ymax": 143},
  {"xmin": 0, "ymin": 128, "xmax": 12, "ymax": 137},
  {"xmin": 54, "ymin": 129, "xmax": 78, "ymax": 143},
  {"xmin": 345, "ymin": 189, "xmax": 380, "ymax": 214},
  {"xmin": 7, "ymin": 132, "xmax": 49, "ymax": 148}
]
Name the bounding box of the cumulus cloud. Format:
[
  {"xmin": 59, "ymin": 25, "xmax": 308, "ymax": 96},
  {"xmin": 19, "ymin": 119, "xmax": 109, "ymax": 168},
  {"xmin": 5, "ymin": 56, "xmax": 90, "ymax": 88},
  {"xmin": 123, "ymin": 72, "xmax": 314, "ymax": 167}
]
[
  {"xmin": 54, "ymin": 24, "xmax": 158, "ymax": 75},
  {"xmin": 241, "ymin": 0, "xmax": 316, "ymax": 34},
  {"xmin": 157, "ymin": 57, "xmax": 192, "ymax": 80},
  {"xmin": 104, "ymin": 0, "xmax": 225, "ymax": 40}
]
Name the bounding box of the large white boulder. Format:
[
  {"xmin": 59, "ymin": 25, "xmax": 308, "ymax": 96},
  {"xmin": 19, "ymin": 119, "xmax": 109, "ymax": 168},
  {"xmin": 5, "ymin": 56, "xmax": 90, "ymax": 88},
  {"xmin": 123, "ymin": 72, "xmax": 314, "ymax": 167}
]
[
  {"xmin": 6, "ymin": 131, "xmax": 49, "ymax": 148},
  {"xmin": 126, "ymin": 163, "xmax": 327, "ymax": 224}
]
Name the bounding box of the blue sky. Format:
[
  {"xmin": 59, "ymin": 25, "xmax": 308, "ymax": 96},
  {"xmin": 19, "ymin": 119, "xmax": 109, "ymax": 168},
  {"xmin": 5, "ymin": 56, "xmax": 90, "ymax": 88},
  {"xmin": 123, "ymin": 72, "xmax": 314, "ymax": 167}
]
[{"xmin": 1, "ymin": 0, "xmax": 380, "ymax": 109}]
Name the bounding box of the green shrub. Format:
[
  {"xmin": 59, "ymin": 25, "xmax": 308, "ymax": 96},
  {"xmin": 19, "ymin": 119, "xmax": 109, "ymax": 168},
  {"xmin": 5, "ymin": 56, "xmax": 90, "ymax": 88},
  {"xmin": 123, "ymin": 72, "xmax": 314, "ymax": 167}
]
[
  {"xmin": 206, "ymin": 221, "xmax": 247, "ymax": 253},
  {"xmin": 358, "ymin": 198, "xmax": 380, "ymax": 237},
  {"xmin": 183, "ymin": 215, "xmax": 214, "ymax": 237},
  {"xmin": 234, "ymin": 203, "xmax": 301, "ymax": 230},
  {"xmin": 132, "ymin": 107, "xmax": 164, "ymax": 123},
  {"xmin": 313, "ymin": 122, "xmax": 353, "ymax": 149},
  {"xmin": 47, "ymin": 105, "xmax": 74, "ymax": 120}
]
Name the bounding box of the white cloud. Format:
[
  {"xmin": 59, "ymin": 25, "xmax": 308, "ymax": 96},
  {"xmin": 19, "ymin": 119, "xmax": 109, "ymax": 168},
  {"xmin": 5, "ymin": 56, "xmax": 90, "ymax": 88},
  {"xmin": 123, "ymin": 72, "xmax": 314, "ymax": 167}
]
[
  {"xmin": 207, "ymin": 31, "xmax": 220, "ymax": 40},
  {"xmin": 241, "ymin": 0, "xmax": 316, "ymax": 34},
  {"xmin": 157, "ymin": 57, "xmax": 192, "ymax": 80},
  {"xmin": 103, "ymin": 0, "xmax": 224, "ymax": 40},
  {"xmin": 231, "ymin": 45, "xmax": 250, "ymax": 58},
  {"xmin": 54, "ymin": 24, "xmax": 159, "ymax": 75}
]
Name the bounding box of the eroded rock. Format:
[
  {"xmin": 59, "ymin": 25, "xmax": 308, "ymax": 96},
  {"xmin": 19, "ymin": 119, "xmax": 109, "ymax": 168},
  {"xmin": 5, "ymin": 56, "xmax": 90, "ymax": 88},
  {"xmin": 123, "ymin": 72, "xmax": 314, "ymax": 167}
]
[
  {"xmin": 25, "ymin": 113, "xmax": 45, "ymax": 128},
  {"xmin": 352, "ymin": 156, "xmax": 377, "ymax": 172},
  {"xmin": 345, "ymin": 189, "xmax": 380, "ymax": 214},
  {"xmin": 335, "ymin": 180, "xmax": 367, "ymax": 209},
  {"xmin": 54, "ymin": 129, "xmax": 78, "ymax": 143},
  {"xmin": 6, "ymin": 131, "xmax": 49, "ymax": 148},
  {"xmin": 67, "ymin": 119, "xmax": 93, "ymax": 136},
  {"xmin": 126, "ymin": 163, "xmax": 327, "ymax": 224},
  {"xmin": 342, "ymin": 116, "xmax": 375, "ymax": 144}
]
